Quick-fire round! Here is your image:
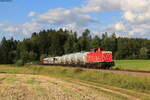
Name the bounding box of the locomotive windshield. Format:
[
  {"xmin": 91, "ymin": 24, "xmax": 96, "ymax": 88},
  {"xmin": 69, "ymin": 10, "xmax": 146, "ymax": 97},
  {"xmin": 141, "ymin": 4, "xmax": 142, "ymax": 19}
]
[{"xmin": 92, "ymin": 48, "xmax": 106, "ymax": 52}]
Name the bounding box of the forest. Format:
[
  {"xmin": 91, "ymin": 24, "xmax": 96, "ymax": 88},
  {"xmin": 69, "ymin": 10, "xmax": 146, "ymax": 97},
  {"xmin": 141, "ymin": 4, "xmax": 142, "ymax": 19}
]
[{"xmin": 0, "ymin": 29, "xmax": 150, "ymax": 65}]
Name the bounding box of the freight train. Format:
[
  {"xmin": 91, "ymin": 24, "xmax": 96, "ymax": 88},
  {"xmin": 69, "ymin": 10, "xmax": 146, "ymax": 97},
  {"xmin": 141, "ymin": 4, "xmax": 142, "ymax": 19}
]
[{"xmin": 41, "ymin": 48, "xmax": 115, "ymax": 69}]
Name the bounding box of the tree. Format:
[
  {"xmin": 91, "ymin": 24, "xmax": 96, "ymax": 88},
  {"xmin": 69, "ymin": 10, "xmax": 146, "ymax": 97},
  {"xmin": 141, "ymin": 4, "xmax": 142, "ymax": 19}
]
[
  {"xmin": 64, "ymin": 33, "xmax": 78, "ymax": 53},
  {"xmin": 139, "ymin": 47, "xmax": 148, "ymax": 59},
  {"xmin": 90, "ymin": 36, "xmax": 101, "ymax": 49},
  {"xmin": 0, "ymin": 37, "xmax": 18, "ymax": 64},
  {"xmin": 1, "ymin": 28, "xmax": 150, "ymax": 65},
  {"xmin": 78, "ymin": 29, "xmax": 91, "ymax": 51},
  {"xmin": 102, "ymin": 32, "xmax": 108, "ymax": 40}
]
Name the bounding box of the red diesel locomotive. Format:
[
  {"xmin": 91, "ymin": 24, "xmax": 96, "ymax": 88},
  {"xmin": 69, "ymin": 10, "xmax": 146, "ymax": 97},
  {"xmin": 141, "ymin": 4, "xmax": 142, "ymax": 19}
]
[{"xmin": 42, "ymin": 48, "xmax": 115, "ymax": 69}]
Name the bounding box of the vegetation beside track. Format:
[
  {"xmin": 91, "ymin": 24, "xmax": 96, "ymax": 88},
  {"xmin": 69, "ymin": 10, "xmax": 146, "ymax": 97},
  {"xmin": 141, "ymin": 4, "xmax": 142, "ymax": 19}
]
[
  {"xmin": 114, "ymin": 60, "xmax": 150, "ymax": 71},
  {"xmin": 0, "ymin": 64, "xmax": 150, "ymax": 96}
]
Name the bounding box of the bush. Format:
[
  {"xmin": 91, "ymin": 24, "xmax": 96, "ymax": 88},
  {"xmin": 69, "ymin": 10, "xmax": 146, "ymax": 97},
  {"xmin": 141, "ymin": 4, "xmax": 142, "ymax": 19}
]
[
  {"xmin": 74, "ymin": 68, "xmax": 83, "ymax": 73},
  {"xmin": 25, "ymin": 61, "xmax": 38, "ymax": 66},
  {"xmin": 15, "ymin": 59, "xmax": 24, "ymax": 66}
]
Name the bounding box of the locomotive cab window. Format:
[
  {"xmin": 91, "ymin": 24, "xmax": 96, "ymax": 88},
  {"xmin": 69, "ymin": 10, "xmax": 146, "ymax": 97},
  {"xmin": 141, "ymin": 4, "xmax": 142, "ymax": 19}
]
[{"xmin": 93, "ymin": 48, "xmax": 106, "ymax": 52}]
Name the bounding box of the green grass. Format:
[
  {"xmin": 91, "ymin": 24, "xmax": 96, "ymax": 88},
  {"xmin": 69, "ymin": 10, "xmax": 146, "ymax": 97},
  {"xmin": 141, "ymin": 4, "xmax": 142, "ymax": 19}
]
[
  {"xmin": 114, "ymin": 60, "xmax": 150, "ymax": 71},
  {"xmin": 0, "ymin": 65, "xmax": 150, "ymax": 95}
]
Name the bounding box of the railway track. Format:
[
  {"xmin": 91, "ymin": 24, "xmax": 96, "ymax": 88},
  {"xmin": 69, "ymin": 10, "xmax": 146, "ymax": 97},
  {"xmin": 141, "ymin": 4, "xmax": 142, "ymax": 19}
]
[
  {"xmin": 109, "ymin": 69, "xmax": 150, "ymax": 73},
  {"xmin": 41, "ymin": 64, "xmax": 150, "ymax": 74},
  {"xmin": 84, "ymin": 68, "xmax": 150, "ymax": 74}
]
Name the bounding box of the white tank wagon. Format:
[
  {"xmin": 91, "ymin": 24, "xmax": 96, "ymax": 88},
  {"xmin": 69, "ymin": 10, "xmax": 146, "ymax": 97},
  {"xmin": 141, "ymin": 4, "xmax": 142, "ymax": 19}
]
[
  {"xmin": 60, "ymin": 55, "xmax": 68, "ymax": 64},
  {"xmin": 42, "ymin": 58, "xmax": 53, "ymax": 64},
  {"xmin": 61, "ymin": 54, "xmax": 74, "ymax": 64},
  {"xmin": 42, "ymin": 57, "xmax": 60, "ymax": 65},
  {"xmin": 53, "ymin": 57, "xmax": 61, "ymax": 64},
  {"xmin": 75, "ymin": 52, "xmax": 89, "ymax": 64},
  {"xmin": 42, "ymin": 52, "xmax": 89, "ymax": 66}
]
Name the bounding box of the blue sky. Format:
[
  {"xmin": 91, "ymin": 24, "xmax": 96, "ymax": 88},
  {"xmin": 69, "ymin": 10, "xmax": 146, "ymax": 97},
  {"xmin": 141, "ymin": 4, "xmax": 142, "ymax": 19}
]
[
  {"xmin": 0, "ymin": 0, "xmax": 83, "ymax": 23},
  {"xmin": 0, "ymin": 0, "xmax": 150, "ymax": 40}
]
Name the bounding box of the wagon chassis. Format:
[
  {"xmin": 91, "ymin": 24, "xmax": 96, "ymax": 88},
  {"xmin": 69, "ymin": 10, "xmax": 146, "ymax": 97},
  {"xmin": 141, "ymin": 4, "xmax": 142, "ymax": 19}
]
[{"xmin": 41, "ymin": 61, "xmax": 115, "ymax": 69}]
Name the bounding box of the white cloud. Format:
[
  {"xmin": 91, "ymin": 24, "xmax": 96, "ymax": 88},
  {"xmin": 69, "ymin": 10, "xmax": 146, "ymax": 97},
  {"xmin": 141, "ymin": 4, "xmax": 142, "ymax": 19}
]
[
  {"xmin": 82, "ymin": 0, "xmax": 150, "ymax": 37},
  {"xmin": 123, "ymin": 11, "xmax": 135, "ymax": 22},
  {"xmin": 0, "ymin": 24, "xmax": 4, "ymax": 27},
  {"xmin": 82, "ymin": 0, "xmax": 149, "ymax": 13},
  {"xmin": 81, "ymin": 0, "xmax": 121, "ymax": 13},
  {"xmin": 123, "ymin": 10, "xmax": 150, "ymax": 24},
  {"xmin": 28, "ymin": 11, "xmax": 37, "ymax": 17},
  {"xmin": 104, "ymin": 22, "xmax": 126, "ymax": 32},
  {"xmin": 1, "ymin": 0, "xmax": 150, "ymax": 39},
  {"xmin": 2, "ymin": 22, "xmax": 42, "ymax": 36},
  {"xmin": 62, "ymin": 23, "xmax": 78, "ymax": 31},
  {"xmin": 33, "ymin": 8, "xmax": 99, "ymax": 27},
  {"xmin": 21, "ymin": 22, "xmax": 42, "ymax": 35},
  {"xmin": 3, "ymin": 26, "xmax": 19, "ymax": 33},
  {"xmin": 129, "ymin": 28, "xmax": 145, "ymax": 36},
  {"xmin": 114, "ymin": 22, "xmax": 126, "ymax": 31},
  {"xmin": 120, "ymin": 0, "xmax": 149, "ymax": 12},
  {"xmin": 129, "ymin": 23, "xmax": 150, "ymax": 36},
  {"xmin": 82, "ymin": 0, "xmax": 150, "ymax": 24}
]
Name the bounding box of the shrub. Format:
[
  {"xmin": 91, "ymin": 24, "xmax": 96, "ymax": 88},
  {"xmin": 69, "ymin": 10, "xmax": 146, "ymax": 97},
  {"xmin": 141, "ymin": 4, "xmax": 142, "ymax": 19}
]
[
  {"xmin": 74, "ymin": 68, "xmax": 83, "ymax": 73},
  {"xmin": 15, "ymin": 59, "xmax": 24, "ymax": 66}
]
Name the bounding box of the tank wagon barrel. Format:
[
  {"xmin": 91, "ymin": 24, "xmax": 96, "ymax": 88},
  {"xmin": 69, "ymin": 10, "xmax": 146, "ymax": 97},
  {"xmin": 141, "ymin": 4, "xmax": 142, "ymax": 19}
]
[{"xmin": 41, "ymin": 48, "xmax": 115, "ymax": 69}]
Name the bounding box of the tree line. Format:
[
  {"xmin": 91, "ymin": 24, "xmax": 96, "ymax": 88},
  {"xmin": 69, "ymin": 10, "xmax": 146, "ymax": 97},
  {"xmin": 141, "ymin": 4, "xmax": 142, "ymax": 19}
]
[{"xmin": 0, "ymin": 29, "xmax": 150, "ymax": 65}]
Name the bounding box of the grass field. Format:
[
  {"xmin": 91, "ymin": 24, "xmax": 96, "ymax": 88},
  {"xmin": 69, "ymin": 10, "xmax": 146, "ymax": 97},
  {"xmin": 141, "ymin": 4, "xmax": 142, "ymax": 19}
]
[
  {"xmin": 0, "ymin": 64, "xmax": 150, "ymax": 100},
  {"xmin": 114, "ymin": 60, "xmax": 150, "ymax": 71},
  {"xmin": 1, "ymin": 74, "xmax": 126, "ymax": 100}
]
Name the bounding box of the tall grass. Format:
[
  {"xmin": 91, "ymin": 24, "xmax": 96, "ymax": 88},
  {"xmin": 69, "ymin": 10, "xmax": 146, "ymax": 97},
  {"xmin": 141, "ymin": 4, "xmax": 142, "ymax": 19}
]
[{"xmin": 0, "ymin": 65, "xmax": 150, "ymax": 94}]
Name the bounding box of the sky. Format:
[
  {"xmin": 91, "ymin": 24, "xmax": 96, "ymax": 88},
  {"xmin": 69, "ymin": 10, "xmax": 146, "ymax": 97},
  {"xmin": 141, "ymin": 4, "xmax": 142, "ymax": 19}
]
[{"xmin": 0, "ymin": 0, "xmax": 150, "ymax": 40}]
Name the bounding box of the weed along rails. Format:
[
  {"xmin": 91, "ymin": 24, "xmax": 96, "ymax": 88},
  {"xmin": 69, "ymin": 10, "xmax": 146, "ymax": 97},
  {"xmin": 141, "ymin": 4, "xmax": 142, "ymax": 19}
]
[{"xmin": 41, "ymin": 48, "xmax": 115, "ymax": 69}]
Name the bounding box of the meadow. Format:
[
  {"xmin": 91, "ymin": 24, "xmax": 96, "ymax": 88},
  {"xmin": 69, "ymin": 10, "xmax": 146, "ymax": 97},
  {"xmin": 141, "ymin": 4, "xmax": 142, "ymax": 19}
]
[
  {"xmin": 0, "ymin": 65, "xmax": 150, "ymax": 96},
  {"xmin": 0, "ymin": 60, "xmax": 150, "ymax": 100},
  {"xmin": 1, "ymin": 74, "xmax": 124, "ymax": 100},
  {"xmin": 114, "ymin": 60, "xmax": 150, "ymax": 71}
]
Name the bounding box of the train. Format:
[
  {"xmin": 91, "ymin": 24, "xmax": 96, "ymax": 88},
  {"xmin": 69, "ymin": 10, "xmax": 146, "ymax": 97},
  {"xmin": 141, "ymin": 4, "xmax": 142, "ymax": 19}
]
[{"xmin": 41, "ymin": 48, "xmax": 115, "ymax": 69}]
